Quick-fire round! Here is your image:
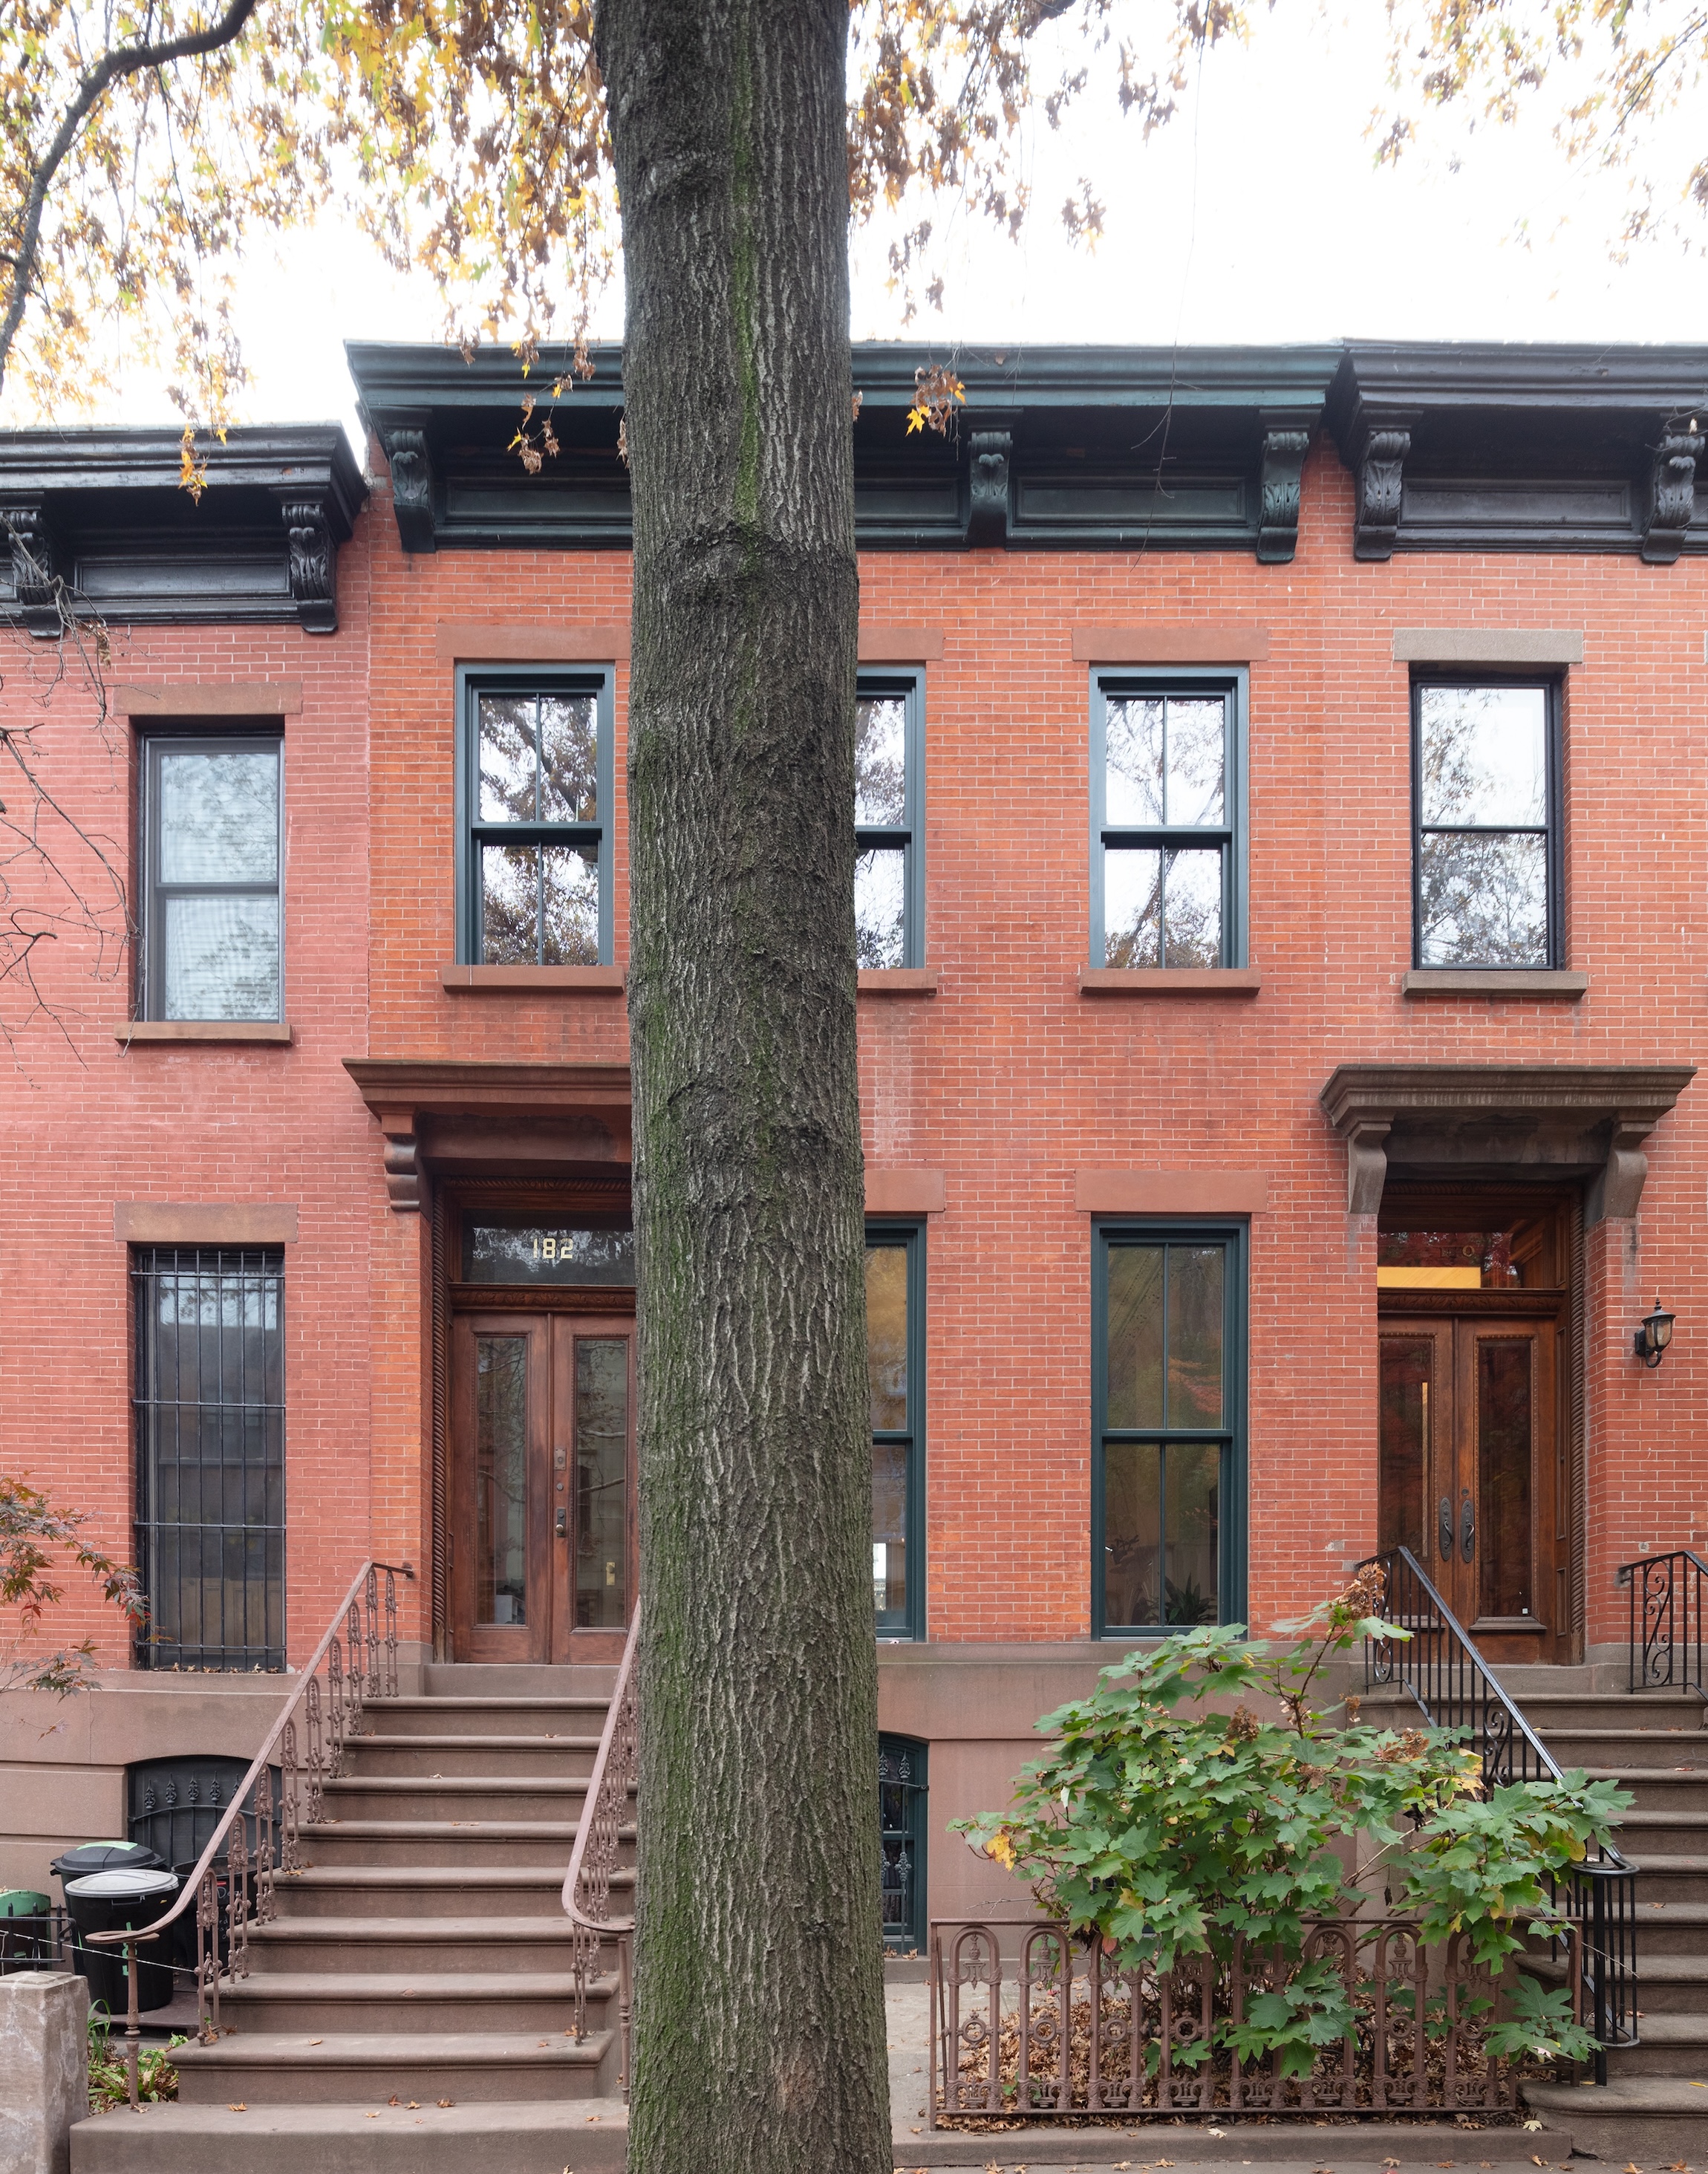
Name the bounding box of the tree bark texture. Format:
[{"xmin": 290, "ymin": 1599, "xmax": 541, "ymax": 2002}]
[{"xmin": 593, "ymin": 4, "xmax": 888, "ymax": 2170}]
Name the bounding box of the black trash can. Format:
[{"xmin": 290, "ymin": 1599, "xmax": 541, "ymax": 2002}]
[
  {"xmin": 62, "ymin": 1868, "xmax": 180, "ymax": 2015},
  {"xmin": 50, "ymin": 1840, "xmax": 164, "ymax": 1888},
  {"xmin": 0, "ymin": 1890, "xmax": 53, "ymax": 1972}
]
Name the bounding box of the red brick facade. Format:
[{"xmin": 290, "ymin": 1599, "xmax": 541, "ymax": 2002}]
[{"xmin": 4, "ymin": 345, "xmax": 1706, "ymax": 1913}]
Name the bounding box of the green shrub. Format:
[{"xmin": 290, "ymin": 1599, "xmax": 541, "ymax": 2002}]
[{"xmin": 954, "ymin": 1569, "xmax": 1627, "ymax": 2072}]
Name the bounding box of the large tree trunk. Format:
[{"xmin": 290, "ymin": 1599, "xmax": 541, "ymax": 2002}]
[{"xmin": 593, "ymin": 4, "xmax": 889, "ymax": 2170}]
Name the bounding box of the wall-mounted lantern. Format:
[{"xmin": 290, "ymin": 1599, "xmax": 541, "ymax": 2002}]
[{"xmin": 1634, "ymin": 1298, "xmax": 1676, "ymax": 1370}]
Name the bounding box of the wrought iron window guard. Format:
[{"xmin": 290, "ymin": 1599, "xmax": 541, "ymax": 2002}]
[
  {"xmin": 1623, "ymin": 1547, "xmax": 1708, "ymax": 1702},
  {"xmin": 1364, "ymin": 1544, "xmax": 1637, "ymax": 2080},
  {"xmin": 85, "ymin": 1559, "xmax": 413, "ymax": 2108},
  {"xmin": 561, "ymin": 1602, "xmax": 638, "ymax": 2100}
]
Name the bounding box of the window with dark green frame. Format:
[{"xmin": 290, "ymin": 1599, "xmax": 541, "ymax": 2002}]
[
  {"xmin": 1412, "ymin": 679, "xmax": 1561, "ymax": 969},
  {"xmin": 867, "ymin": 1223, "xmax": 924, "ymax": 1638},
  {"xmin": 1093, "ymin": 1225, "xmax": 1246, "ymax": 1635},
  {"xmin": 855, "ymin": 673, "xmax": 923, "ymax": 969},
  {"xmin": 1090, "ymin": 673, "xmax": 1247, "ymax": 969},
  {"xmin": 455, "ymin": 668, "xmax": 615, "ymax": 965}
]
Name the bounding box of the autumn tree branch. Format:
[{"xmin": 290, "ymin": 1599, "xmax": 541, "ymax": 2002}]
[{"xmin": 0, "ymin": 0, "xmax": 262, "ymax": 399}]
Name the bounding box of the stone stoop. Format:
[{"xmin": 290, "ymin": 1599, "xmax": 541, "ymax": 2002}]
[
  {"xmin": 68, "ymin": 1676, "xmax": 630, "ymax": 2174},
  {"xmin": 68, "ymin": 2097, "xmax": 629, "ymax": 2174},
  {"xmin": 1363, "ymin": 1665, "xmax": 1708, "ymax": 2158},
  {"xmin": 1525, "ymin": 2076, "xmax": 1708, "ymax": 2160}
]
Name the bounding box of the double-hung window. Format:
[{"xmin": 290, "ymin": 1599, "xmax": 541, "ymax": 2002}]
[
  {"xmin": 1412, "ymin": 680, "xmax": 1561, "ymax": 969},
  {"xmin": 1093, "ymin": 1225, "xmax": 1246, "ymax": 1635},
  {"xmin": 854, "ymin": 674, "xmax": 923, "ymax": 968},
  {"xmin": 141, "ymin": 735, "xmax": 282, "ymax": 1020},
  {"xmin": 457, "ymin": 670, "xmax": 614, "ymax": 965},
  {"xmin": 867, "ymin": 1223, "xmax": 924, "ymax": 1638},
  {"xmin": 1092, "ymin": 674, "xmax": 1246, "ymax": 969}
]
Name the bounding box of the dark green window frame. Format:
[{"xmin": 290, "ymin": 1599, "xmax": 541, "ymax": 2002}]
[
  {"xmin": 855, "ymin": 670, "xmax": 925, "ymax": 969},
  {"xmin": 1089, "ymin": 669, "xmax": 1248, "ymax": 969},
  {"xmin": 1092, "ymin": 1220, "xmax": 1248, "ymax": 1637},
  {"xmin": 1409, "ymin": 674, "xmax": 1563, "ymax": 971},
  {"xmin": 454, "ymin": 665, "xmax": 616, "ymax": 966},
  {"xmin": 868, "ymin": 1219, "xmax": 925, "ymax": 1641},
  {"xmin": 140, "ymin": 731, "xmax": 284, "ymax": 1022}
]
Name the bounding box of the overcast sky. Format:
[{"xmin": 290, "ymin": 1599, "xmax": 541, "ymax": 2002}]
[{"xmin": 46, "ymin": 3, "xmax": 1708, "ymax": 441}]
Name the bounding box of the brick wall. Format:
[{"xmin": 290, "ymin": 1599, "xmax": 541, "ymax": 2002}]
[
  {"xmin": 362, "ymin": 440, "xmax": 1708, "ymax": 1653},
  {"xmin": 0, "ymin": 515, "xmax": 380, "ymax": 1667},
  {"xmin": 7, "ymin": 432, "xmax": 1705, "ymax": 1672}
]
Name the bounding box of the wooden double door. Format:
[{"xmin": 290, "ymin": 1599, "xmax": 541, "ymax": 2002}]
[
  {"xmin": 1378, "ymin": 1306, "xmax": 1565, "ymax": 1660},
  {"xmin": 449, "ymin": 1308, "xmax": 636, "ymax": 1662}
]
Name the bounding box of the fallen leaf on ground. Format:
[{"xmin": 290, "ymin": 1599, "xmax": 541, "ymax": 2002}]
[
  {"xmin": 406, "ymin": 2102, "xmax": 418, "ymax": 2109},
  {"xmin": 387, "ymin": 2096, "xmax": 400, "ymax": 2106},
  {"xmin": 307, "ymin": 2038, "xmax": 322, "ymax": 2046},
  {"xmin": 437, "ymin": 2098, "xmax": 454, "ymax": 2107},
  {"xmin": 227, "ymin": 2103, "xmax": 247, "ymax": 2112}
]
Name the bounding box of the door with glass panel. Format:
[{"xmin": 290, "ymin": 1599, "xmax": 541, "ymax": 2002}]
[
  {"xmin": 1376, "ymin": 1202, "xmax": 1567, "ymax": 1659},
  {"xmin": 449, "ymin": 1313, "xmax": 636, "ymax": 1663}
]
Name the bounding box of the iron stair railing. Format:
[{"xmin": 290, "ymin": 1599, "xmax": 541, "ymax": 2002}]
[
  {"xmin": 1623, "ymin": 1547, "xmax": 1708, "ymax": 1702},
  {"xmin": 1363, "ymin": 1545, "xmax": 1637, "ymax": 2082},
  {"xmin": 562, "ymin": 1602, "xmax": 639, "ymax": 2099},
  {"xmin": 85, "ymin": 1559, "xmax": 413, "ymax": 2106}
]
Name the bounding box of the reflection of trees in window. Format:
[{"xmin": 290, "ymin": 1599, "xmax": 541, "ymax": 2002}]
[
  {"xmin": 1101, "ymin": 1240, "xmax": 1231, "ymax": 1633},
  {"xmin": 1101, "ymin": 689, "xmax": 1231, "ymax": 969},
  {"xmin": 1417, "ymin": 685, "xmax": 1551, "ymax": 968}
]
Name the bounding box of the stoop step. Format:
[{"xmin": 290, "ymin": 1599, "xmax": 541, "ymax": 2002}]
[
  {"xmin": 169, "ymin": 2026, "xmax": 614, "ymax": 2104},
  {"xmin": 1524, "ymin": 2074, "xmax": 1708, "ymax": 2159},
  {"xmin": 70, "ymin": 2097, "xmax": 628, "ymax": 2174}
]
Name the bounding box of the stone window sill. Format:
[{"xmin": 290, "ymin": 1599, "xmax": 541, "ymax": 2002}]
[
  {"xmin": 858, "ymin": 969, "xmax": 939, "ymax": 997},
  {"xmin": 1401, "ymin": 969, "xmax": 1588, "ymax": 999},
  {"xmin": 1078, "ymin": 967, "xmax": 1261, "ymax": 997},
  {"xmin": 440, "ymin": 964, "xmax": 625, "ymax": 994},
  {"xmin": 115, "ymin": 1021, "xmax": 293, "ymax": 1044}
]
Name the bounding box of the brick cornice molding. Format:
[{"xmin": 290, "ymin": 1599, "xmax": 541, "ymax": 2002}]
[
  {"xmin": 114, "ymin": 1202, "xmax": 298, "ymax": 1244},
  {"xmin": 1319, "ymin": 1062, "xmax": 1696, "ymax": 1220},
  {"xmin": 433, "ymin": 623, "xmax": 630, "ymax": 664},
  {"xmin": 866, "ymin": 1168, "xmax": 946, "ymax": 1215},
  {"xmin": 1075, "ymin": 1171, "xmax": 1268, "ymax": 1214},
  {"xmin": 116, "ymin": 681, "xmax": 303, "ymax": 717},
  {"xmin": 1391, "ymin": 628, "xmax": 1583, "ymax": 666},
  {"xmin": 1072, "ymin": 625, "xmax": 1270, "ymax": 665},
  {"xmin": 858, "ymin": 626, "xmax": 944, "ymax": 663}
]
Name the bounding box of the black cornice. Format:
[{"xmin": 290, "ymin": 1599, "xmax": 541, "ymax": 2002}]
[
  {"xmin": 0, "ymin": 425, "xmax": 366, "ymax": 634},
  {"xmin": 1327, "ymin": 343, "xmax": 1708, "ymax": 561},
  {"xmin": 347, "ymin": 339, "xmax": 1342, "ymax": 558}
]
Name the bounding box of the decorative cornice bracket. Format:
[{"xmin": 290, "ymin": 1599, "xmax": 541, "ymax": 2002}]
[
  {"xmin": 378, "ymin": 1110, "xmax": 421, "ymax": 1213},
  {"xmin": 1320, "ymin": 1063, "xmax": 1696, "ymax": 1225},
  {"xmin": 384, "ymin": 429, "xmax": 437, "ymax": 555},
  {"xmin": 1641, "ymin": 424, "xmax": 1703, "ymax": 564},
  {"xmin": 966, "ymin": 429, "xmax": 1011, "ymax": 547},
  {"xmin": 1256, "ymin": 428, "xmax": 1311, "ymax": 564},
  {"xmin": 1344, "ymin": 1119, "xmax": 1392, "ymax": 1216},
  {"xmin": 276, "ymin": 495, "xmax": 338, "ymax": 634},
  {"xmin": 1353, "ymin": 429, "xmax": 1412, "ymax": 561},
  {"xmin": 1, "ymin": 498, "xmax": 62, "ymax": 637}
]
